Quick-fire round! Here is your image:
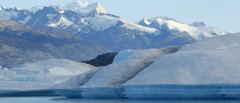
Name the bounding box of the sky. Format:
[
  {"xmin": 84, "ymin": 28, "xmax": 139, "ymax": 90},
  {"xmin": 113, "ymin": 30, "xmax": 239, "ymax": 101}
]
[{"xmin": 0, "ymin": 0, "xmax": 240, "ymax": 33}]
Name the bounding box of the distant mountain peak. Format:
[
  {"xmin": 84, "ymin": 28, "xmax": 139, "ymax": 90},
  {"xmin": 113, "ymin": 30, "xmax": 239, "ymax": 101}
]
[
  {"xmin": 93, "ymin": 2, "xmax": 106, "ymax": 14},
  {"xmin": 57, "ymin": 0, "xmax": 106, "ymax": 16},
  {"xmin": 29, "ymin": 6, "xmax": 44, "ymax": 13},
  {"xmin": 138, "ymin": 17, "xmax": 151, "ymax": 26},
  {"xmin": 147, "ymin": 16, "xmax": 227, "ymax": 40}
]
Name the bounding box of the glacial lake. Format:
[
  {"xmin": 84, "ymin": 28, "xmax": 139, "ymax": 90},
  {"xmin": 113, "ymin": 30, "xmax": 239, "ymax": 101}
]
[{"xmin": 1, "ymin": 97, "xmax": 240, "ymax": 103}]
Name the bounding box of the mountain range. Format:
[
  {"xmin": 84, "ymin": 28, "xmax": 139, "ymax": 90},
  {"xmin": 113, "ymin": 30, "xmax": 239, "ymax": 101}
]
[
  {"xmin": 0, "ymin": 0, "xmax": 227, "ymax": 68},
  {"xmin": 0, "ymin": 20, "xmax": 107, "ymax": 68}
]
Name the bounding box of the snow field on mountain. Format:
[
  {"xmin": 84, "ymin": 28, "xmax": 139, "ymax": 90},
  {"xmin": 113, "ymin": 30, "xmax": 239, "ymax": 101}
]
[
  {"xmin": 88, "ymin": 15, "xmax": 158, "ymax": 33},
  {"xmin": 48, "ymin": 16, "xmax": 73, "ymax": 27},
  {"xmin": 149, "ymin": 17, "xmax": 227, "ymax": 40}
]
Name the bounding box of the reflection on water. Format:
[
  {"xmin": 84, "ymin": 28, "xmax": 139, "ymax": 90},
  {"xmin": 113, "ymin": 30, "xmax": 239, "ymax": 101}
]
[{"xmin": 0, "ymin": 97, "xmax": 240, "ymax": 103}]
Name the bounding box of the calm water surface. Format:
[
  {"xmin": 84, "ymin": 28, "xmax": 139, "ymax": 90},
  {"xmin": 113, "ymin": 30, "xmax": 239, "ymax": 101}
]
[{"xmin": 0, "ymin": 97, "xmax": 240, "ymax": 103}]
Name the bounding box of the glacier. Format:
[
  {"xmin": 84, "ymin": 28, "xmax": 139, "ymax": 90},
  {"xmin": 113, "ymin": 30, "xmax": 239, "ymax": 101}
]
[
  {"xmin": 123, "ymin": 33, "xmax": 240, "ymax": 99},
  {"xmin": 51, "ymin": 33, "xmax": 240, "ymax": 99},
  {"xmin": 50, "ymin": 46, "xmax": 180, "ymax": 98}
]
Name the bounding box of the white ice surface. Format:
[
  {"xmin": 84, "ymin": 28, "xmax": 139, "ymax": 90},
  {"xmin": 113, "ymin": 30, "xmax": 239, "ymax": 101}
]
[
  {"xmin": 0, "ymin": 81, "xmax": 54, "ymax": 90},
  {"xmin": 113, "ymin": 47, "xmax": 180, "ymax": 63},
  {"xmin": 12, "ymin": 59, "xmax": 94, "ymax": 76},
  {"xmin": 113, "ymin": 49, "xmax": 134, "ymax": 63},
  {"xmin": 51, "ymin": 67, "xmax": 101, "ymax": 89},
  {"xmin": 124, "ymin": 33, "xmax": 240, "ymax": 86},
  {"xmin": 48, "ymin": 16, "xmax": 73, "ymax": 28},
  {"xmin": 81, "ymin": 47, "xmax": 180, "ymax": 88},
  {"xmin": 0, "ymin": 59, "xmax": 95, "ymax": 90},
  {"xmin": 142, "ymin": 17, "xmax": 151, "ymax": 25}
]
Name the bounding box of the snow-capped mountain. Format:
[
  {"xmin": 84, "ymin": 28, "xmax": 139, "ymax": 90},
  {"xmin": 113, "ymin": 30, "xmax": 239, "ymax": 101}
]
[
  {"xmin": 0, "ymin": 0, "xmax": 228, "ymax": 67},
  {"xmin": 29, "ymin": 0, "xmax": 106, "ymax": 16},
  {"xmin": 57, "ymin": 0, "xmax": 106, "ymax": 16},
  {"xmin": 0, "ymin": 4, "xmax": 195, "ymax": 51},
  {"xmin": 139, "ymin": 16, "xmax": 227, "ymax": 40},
  {"xmin": 138, "ymin": 17, "xmax": 151, "ymax": 27},
  {"xmin": 0, "ymin": 6, "xmax": 33, "ymax": 22},
  {"xmin": 0, "ymin": 1, "xmax": 228, "ymax": 51}
]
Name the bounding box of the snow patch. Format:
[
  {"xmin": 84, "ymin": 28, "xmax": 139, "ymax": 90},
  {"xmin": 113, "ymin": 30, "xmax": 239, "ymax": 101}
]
[
  {"xmin": 121, "ymin": 18, "xmax": 158, "ymax": 33},
  {"xmin": 143, "ymin": 17, "xmax": 150, "ymax": 25},
  {"xmin": 88, "ymin": 15, "xmax": 119, "ymax": 31},
  {"xmin": 88, "ymin": 15, "xmax": 158, "ymax": 33},
  {"xmin": 49, "ymin": 16, "xmax": 73, "ymax": 27}
]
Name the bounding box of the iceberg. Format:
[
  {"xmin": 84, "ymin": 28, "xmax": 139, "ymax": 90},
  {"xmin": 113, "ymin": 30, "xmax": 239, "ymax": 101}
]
[
  {"xmin": 0, "ymin": 59, "xmax": 95, "ymax": 91},
  {"xmin": 80, "ymin": 46, "xmax": 180, "ymax": 98},
  {"xmin": 123, "ymin": 33, "xmax": 240, "ymax": 99}
]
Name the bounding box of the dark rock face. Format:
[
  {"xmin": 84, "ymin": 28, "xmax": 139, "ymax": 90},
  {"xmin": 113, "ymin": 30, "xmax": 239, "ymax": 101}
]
[{"xmin": 81, "ymin": 52, "xmax": 118, "ymax": 67}]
